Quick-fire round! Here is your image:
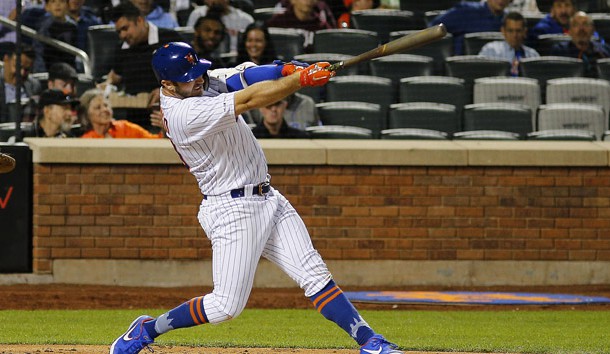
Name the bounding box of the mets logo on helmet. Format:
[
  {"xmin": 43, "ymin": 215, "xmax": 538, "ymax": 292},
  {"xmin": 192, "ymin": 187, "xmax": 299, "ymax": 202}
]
[{"xmin": 185, "ymin": 53, "xmax": 196, "ymax": 65}]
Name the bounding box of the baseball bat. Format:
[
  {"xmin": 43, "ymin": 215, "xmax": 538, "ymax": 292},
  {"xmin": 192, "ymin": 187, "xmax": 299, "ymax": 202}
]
[{"xmin": 327, "ymin": 24, "xmax": 447, "ymax": 72}]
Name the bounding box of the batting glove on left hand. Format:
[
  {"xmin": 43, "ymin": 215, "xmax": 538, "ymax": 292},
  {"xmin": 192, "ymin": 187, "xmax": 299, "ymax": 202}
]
[{"xmin": 299, "ymin": 62, "xmax": 335, "ymax": 87}]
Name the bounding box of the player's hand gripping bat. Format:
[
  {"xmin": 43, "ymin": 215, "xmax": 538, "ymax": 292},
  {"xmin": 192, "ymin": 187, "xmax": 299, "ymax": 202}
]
[{"xmin": 327, "ymin": 24, "xmax": 447, "ymax": 72}]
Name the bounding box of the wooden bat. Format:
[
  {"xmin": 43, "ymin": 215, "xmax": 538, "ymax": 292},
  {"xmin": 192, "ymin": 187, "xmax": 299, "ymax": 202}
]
[{"xmin": 327, "ymin": 24, "xmax": 447, "ymax": 72}]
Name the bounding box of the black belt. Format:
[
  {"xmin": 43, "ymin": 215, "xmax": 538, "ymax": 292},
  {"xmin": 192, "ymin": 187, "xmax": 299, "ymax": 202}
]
[{"xmin": 204, "ymin": 182, "xmax": 270, "ymax": 199}]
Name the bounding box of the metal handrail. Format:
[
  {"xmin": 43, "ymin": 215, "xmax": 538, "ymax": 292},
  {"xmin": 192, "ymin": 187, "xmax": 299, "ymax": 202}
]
[{"xmin": 0, "ymin": 16, "xmax": 92, "ymax": 78}]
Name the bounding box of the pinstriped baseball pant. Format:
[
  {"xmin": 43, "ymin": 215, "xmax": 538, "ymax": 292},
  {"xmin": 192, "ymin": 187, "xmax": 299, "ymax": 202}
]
[{"xmin": 197, "ymin": 187, "xmax": 332, "ymax": 324}]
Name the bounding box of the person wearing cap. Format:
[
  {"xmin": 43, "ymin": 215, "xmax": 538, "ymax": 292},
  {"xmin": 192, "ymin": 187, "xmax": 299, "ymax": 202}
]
[
  {"xmin": 29, "ymin": 88, "xmax": 78, "ymax": 138},
  {"xmin": 530, "ymin": 0, "xmax": 574, "ymax": 41},
  {"xmin": 108, "ymin": 41, "xmax": 404, "ymax": 354},
  {"xmin": 78, "ymin": 88, "xmax": 163, "ymax": 138},
  {"xmin": 47, "ymin": 62, "xmax": 78, "ymax": 96}
]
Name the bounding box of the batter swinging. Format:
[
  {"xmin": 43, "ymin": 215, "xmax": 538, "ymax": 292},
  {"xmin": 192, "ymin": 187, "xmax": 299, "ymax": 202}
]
[{"xmin": 109, "ymin": 42, "xmax": 402, "ymax": 354}]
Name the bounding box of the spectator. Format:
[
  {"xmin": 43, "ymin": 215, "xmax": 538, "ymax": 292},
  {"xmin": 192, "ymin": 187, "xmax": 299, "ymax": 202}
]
[
  {"xmin": 47, "ymin": 61, "xmax": 78, "ymax": 96},
  {"xmin": 186, "ymin": 0, "xmax": 254, "ymax": 54},
  {"xmin": 0, "ymin": 1, "xmax": 18, "ymax": 43},
  {"xmin": 479, "ymin": 12, "xmax": 540, "ymax": 76},
  {"xmin": 337, "ymin": 0, "xmax": 376, "ymax": 29},
  {"xmin": 192, "ymin": 11, "xmax": 229, "ymax": 69},
  {"xmin": 67, "ymin": 0, "xmax": 101, "ymax": 51},
  {"xmin": 267, "ymin": 0, "xmax": 336, "ymax": 52},
  {"xmin": 529, "ymin": 0, "xmax": 574, "ymax": 40},
  {"xmin": 104, "ymin": 1, "xmax": 183, "ymax": 95},
  {"xmin": 146, "ymin": 87, "xmax": 165, "ymax": 135},
  {"xmin": 78, "ymin": 88, "xmax": 163, "ymax": 138},
  {"xmin": 130, "ymin": 0, "xmax": 178, "ymax": 29},
  {"xmin": 28, "ymin": 88, "xmax": 78, "ymax": 137},
  {"xmin": 551, "ymin": 11, "xmax": 610, "ymax": 78},
  {"xmin": 20, "ymin": 1, "xmax": 49, "ymax": 41},
  {"xmin": 428, "ymin": 0, "xmax": 512, "ymax": 55},
  {"xmin": 0, "ymin": 43, "xmax": 41, "ymax": 123},
  {"xmin": 252, "ymin": 98, "xmax": 311, "ymax": 138},
  {"xmin": 33, "ymin": 0, "xmax": 79, "ymax": 73},
  {"xmin": 234, "ymin": 22, "xmax": 277, "ymax": 65},
  {"xmin": 248, "ymin": 92, "xmax": 319, "ymax": 130}
]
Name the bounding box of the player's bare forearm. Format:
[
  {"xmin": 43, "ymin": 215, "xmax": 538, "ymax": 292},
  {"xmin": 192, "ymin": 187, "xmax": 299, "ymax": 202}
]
[{"xmin": 234, "ymin": 73, "xmax": 301, "ymax": 116}]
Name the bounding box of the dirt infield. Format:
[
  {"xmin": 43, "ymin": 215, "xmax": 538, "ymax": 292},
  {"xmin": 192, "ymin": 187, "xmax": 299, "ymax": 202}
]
[{"xmin": 1, "ymin": 284, "xmax": 609, "ymax": 354}]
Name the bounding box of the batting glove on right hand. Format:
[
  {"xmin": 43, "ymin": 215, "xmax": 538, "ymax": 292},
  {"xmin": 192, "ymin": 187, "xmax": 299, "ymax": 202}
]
[{"xmin": 299, "ymin": 62, "xmax": 335, "ymax": 87}]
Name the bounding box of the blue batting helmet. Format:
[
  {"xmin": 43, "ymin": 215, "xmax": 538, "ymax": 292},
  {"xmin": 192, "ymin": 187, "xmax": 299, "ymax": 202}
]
[{"xmin": 151, "ymin": 42, "xmax": 211, "ymax": 82}]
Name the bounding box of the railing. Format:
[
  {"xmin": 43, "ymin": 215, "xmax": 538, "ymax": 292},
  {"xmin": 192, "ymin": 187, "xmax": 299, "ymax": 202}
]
[{"xmin": 0, "ymin": 16, "xmax": 92, "ymax": 78}]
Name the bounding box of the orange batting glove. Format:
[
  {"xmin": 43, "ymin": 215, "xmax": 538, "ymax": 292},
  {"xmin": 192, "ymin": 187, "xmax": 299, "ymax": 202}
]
[
  {"xmin": 299, "ymin": 62, "xmax": 335, "ymax": 87},
  {"xmin": 280, "ymin": 60, "xmax": 309, "ymax": 76}
]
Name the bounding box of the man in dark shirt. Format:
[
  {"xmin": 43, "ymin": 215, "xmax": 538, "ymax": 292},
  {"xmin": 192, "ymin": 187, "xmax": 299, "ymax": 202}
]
[
  {"xmin": 252, "ymin": 98, "xmax": 311, "ymax": 138},
  {"xmin": 105, "ymin": 2, "xmax": 183, "ymax": 95},
  {"xmin": 529, "ymin": 0, "xmax": 574, "ymax": 41},
  {"xmin": 428, "ymin": 0, "xmax": 511, "ymax": 55},
  {"xmin": 551, "ymin": 11, "xmax": 610, "ymax": 78},
  {"xmin": 192, "ymin": 11, "xmax": 228, "ymax": 69},
  {"xmin": 266, "ymin": 0, "xmax": 336, "ymax": 52}
]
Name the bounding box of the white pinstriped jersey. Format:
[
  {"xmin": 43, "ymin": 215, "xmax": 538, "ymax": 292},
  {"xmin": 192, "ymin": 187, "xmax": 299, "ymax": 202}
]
[{"xmin": 160, "ymin": 81, "xmax": 268, "ymax": 196}]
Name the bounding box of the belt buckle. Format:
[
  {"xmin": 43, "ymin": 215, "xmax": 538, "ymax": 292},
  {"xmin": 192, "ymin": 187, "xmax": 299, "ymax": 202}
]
[{"xmin": 258, "ymin": 182, "xmax": 269, "ymax": 195}]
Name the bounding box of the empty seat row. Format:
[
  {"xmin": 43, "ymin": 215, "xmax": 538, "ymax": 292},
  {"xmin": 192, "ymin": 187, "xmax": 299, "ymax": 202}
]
[
  {"xmin": 315, "ymin": 100, "xmax": 609, "ymax": 141},
  {"xmin": 306, "ymin": 125, "xmax": 610, "ymax": 141}
]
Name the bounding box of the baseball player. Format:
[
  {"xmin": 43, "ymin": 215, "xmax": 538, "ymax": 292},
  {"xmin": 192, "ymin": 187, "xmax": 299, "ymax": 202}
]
[{"xmin": 109, "ymin": 42, "xmax": 403, "ymax": 354}]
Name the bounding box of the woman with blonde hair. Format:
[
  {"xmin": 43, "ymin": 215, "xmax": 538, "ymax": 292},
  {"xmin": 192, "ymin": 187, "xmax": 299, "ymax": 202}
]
[{"xmin": 78, "ymin": 89, "xmax": 163, "ymax": 138}]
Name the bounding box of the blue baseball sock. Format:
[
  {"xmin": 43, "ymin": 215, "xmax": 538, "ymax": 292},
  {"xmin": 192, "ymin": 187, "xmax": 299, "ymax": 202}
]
[
  {"xmin": 309, "ymin": 280, "xmax": 375, "ymax": 345},
  {"xmin": 143, "ymin": 296, "xmax": 208, "ymax": 339}
]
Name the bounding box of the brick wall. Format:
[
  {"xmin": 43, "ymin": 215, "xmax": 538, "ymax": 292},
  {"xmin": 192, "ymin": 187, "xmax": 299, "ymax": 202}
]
[{"xmin": 32, "ymin": 163, "xmax": 610, "ymax": 273}]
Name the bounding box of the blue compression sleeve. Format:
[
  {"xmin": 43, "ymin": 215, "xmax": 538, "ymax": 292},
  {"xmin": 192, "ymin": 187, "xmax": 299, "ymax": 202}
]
[{"xmin": 225, "ymin": 64, "xmax": 284, "ymax": 92}]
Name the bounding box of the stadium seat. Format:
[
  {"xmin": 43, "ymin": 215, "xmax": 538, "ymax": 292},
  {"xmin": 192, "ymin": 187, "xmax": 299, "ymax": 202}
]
[
  {"xmin": 597, "ymin": 58, "xmax": 610, "ymax": 81},
  {"xmin": 326, "ymin": 75, "xmax": 395, "ymax": 115},
  {"xmin": 390, "ymin": 30, "xmax": 453, "ymax": 74},
  {"xmin": 399, "ymin": 76, "xmax": 468, "ymax": 117},
  {"xmin": 253, "ymin": 8, "xmax": 277, "ymax": 23},
  {"xmin": 306, "ymin": 125, "xmax": 374, "ymax": 139},
  {"xmin": 313, "ymin": 29, "xmax": 379, "ymax": 56},
  {"xmin": 534, "ymin": 34, "xmax": 571, "ymax": 56},
  {"xmin": 453, "ymin": 130, "xmax": 520, "ymax": 140},
  {"xmin": 87, "ymin": 24, "xmax": 118, "ymax": 80},
  {"xmin": 546, "ymin": 77, "xmax": 610, "ymax": 119},
  {"xmin": 603, "ymin": 130, "xmax": 610, "ymax": 141},
  {"xmin": 519, "ymin": 56, "xmax": 584, "ymax": 100},
  {"xmin": 444, "ymin": 55, "xmax": 510, "ymax": 93},
  {"xmin": 369, "ymin": 54, "xmax": 434, "ymax": 87},
  {"xmin": 463, "ymin": 102, "xmax": 532, "ymax": 138},
  {"xmin": 537, "ymin": 103, "xmax": 606, "ymax": 140},
  {"xmin": 316, "ymin": 101, "xmax": 385, "ymax": 138},
  {"xmin": 463, "ymin": 31, "xmax": 505, "ymax": 55},
  {"xmin": 268, "ymin": 27, "xmax": 305, "ymax": 61},
  {"xmin": 527, "ymin": 129, "xmax": 596, "ymax": 141},
  {"xmin": 388, "ymin": 102, "xmax": 460, "ymax": 134},
  {"xmin": 351, "ymin": 9, "xmax": 422, "ymax": 43},
  {"xmin": 523, "ymin": 12, "xmax": 545, "ymax": 34},
  {"xmin": 473, "ymin": 76, "xmax": 540, "ymax": 129},
  {"xmin": 591, "ymin": 13, "xmax": 610, "ymax": 41},
  {"xmin": 380, "ymin": 128, "xmax": 449, "ymax": 140}
]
